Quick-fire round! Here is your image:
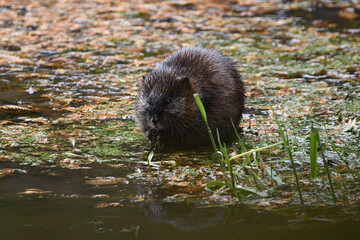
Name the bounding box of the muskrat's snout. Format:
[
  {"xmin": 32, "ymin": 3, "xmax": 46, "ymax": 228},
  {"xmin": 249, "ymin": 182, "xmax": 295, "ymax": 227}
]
[{"xmin": 147, "ymin": 109, "xmax": 166, "ymax": 130}]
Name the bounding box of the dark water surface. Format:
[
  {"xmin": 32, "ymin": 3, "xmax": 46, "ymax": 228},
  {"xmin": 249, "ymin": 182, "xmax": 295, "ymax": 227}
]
[{"xmin": 0, "ymin": 163, "xmax": 359, "ymax": 240}]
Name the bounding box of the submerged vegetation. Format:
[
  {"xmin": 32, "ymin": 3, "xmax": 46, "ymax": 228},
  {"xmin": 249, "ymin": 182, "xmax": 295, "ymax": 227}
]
[{"xmin": 194, "ymin": 90, "xmax": 359, "ymax": 206}]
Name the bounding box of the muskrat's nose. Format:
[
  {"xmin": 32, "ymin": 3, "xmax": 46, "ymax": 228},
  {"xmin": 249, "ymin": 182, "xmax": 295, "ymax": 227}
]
[{"xmin": 151, "ymin": 115, "xmax": 159, "ymax": 125}]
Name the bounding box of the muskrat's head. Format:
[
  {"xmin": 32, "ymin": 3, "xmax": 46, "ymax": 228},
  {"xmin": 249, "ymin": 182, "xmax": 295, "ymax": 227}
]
[{"xmin": 135, "ymin": 68, "xmax": 195, "ymax": 142}]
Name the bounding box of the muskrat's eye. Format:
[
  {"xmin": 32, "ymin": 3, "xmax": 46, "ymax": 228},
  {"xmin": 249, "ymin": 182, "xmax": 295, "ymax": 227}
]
[{"xmin": 165, "ymin": 98, "xmax": 172, "ymax": 105}]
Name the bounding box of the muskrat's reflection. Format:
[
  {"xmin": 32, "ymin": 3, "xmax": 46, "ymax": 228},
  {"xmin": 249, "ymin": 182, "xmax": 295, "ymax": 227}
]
[{"xmin": 141, "ymin": 200, "xmax": 225, "ymax": 231}]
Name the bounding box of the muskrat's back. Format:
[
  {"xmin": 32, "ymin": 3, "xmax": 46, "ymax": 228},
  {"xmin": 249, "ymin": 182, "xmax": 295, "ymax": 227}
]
[{"xmin": 135, "ymin": 46, "xmax": 245, "ymax": 149}]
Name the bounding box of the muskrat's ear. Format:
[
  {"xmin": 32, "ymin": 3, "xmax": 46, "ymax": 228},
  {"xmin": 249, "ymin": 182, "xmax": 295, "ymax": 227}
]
[
  {"xmin": 178, "ymin": 77, "xmax": 193, "ymax": 91},
  {"xmin": 178, "ymin": 76, "xmax": 190, "ymax": 85},
  {"xmin": 179, "ymin": 76, "xmax": 189, "ymax": 83}
]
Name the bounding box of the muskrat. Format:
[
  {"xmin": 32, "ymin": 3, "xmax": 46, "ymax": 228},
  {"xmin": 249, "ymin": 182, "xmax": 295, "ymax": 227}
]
[{"xmin": 135, "ymin": 46, "xmax": 245, "ymax": 149}]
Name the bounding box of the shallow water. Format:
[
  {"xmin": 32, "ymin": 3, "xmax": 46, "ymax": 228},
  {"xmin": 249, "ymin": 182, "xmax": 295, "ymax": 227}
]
[{"xmin": 0, "ymin": 163, "xmax": 359, "ymax": 240}]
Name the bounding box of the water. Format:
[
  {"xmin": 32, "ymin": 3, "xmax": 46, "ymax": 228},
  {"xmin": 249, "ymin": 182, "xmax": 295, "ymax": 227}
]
[{"xmin": 0, "ymin": 163, "xmax": 358, "ymax": 240}]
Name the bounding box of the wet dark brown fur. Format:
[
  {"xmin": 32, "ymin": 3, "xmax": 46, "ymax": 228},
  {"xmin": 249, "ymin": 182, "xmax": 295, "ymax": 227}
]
[{"xmin": 135, "ymin": 46, "xmax": 245, "ymax": 149}]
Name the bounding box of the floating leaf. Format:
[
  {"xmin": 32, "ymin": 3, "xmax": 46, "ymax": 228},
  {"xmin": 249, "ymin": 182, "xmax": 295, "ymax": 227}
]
[
  {"xmin": 265, "ymin": 165, "xmax": 282, "ymax": 185},
  {"xmin": 235, "ymin": 186, "xmax": 268, "ymax": 197},
  {"xmin": 0, "ymin": 105, "xmax": 37, "ymax": 115},
  {"xmin": 206, "ymin": 181, "xmax": 226, "ymax": 191}
]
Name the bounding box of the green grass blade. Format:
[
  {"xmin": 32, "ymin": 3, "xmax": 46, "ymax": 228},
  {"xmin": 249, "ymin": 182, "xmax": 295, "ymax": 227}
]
[
  {"xmin": 310, "ymin": 126, "xmax": 318, "ymax": 178},
  {"xmin": 194, "ymin": 94, "xmax": 217, "ymax": 153},
  {"xmin": 216, "ymin": 129, "xmax": 230, "ymax": 169},
  {"xmin": 240, "ymin": 141, "xmax": 251, "ymax": 165},
  {"xmin": 216, "ymin": 129, "xmax": 240, "ymax": 200},
  {"xmin": 194, "ymin": 93, "xmax": 207, "ymax": 123},
  {"xmin": 147, "ymin": 150, "xmax": 154, "ymax": 171},
  {"xmin": 314, "ymin": 129, "xmax": 337, "ymax": 204},
  {"xmin": 231, "ymin": 121, "xmax": 252, "ymax": 166},
  {"xmin": 194, "ymin": 94, "xmax": 241, "ymax": 202},
  {"xmin": 261, "ymin": 88, "xmax": 304, "ymax": 205},
  {"xmin": 229, "ymin": 141, "xmax": 284, "ymax": 160},
  {"xmin": 147, "ymin": 150, "xmax": 154, "ymax": 164},
  {"xmin": 231, "ymin": 120, "xmax": 241, "ymax": 141}
]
